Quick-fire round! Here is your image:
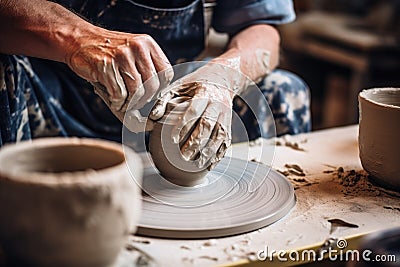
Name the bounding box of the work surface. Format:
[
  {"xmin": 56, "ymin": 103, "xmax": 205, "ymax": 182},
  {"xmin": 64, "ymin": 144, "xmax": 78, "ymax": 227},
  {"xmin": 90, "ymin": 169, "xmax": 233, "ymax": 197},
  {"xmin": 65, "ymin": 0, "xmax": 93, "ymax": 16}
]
[{"xmin": 129, "ymin": 125, "xmax": 400, "ymax": 266}]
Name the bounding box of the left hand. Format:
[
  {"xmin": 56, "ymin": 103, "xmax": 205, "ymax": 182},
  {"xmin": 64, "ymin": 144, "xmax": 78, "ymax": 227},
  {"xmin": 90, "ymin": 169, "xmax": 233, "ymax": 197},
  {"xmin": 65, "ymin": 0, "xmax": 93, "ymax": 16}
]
[{"xmin": 149, "ymin": 59, "xmax": 245, "ymax": 169}]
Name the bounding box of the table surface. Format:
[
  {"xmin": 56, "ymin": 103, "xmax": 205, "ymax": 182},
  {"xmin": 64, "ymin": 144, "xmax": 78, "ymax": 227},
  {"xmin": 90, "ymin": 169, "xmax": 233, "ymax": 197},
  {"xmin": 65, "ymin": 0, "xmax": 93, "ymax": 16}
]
[{"xmin": 129, "ymin": 125, "xmax": 400, "ymax": 267}]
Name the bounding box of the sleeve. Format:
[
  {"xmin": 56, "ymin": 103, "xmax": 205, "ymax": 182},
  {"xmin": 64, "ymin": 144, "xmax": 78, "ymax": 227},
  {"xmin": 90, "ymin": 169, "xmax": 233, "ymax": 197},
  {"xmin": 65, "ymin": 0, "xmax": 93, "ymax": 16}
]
[{"xmin": 212, "ymin": 0, "xmax": 296, "ymax": 34}]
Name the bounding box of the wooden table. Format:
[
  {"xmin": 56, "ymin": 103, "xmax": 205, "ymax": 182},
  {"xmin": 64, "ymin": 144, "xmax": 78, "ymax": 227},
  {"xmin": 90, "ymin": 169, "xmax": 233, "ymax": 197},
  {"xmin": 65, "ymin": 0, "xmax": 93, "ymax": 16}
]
[{"xmin": 127, "ymin": 125, "xmax": 400, "ymax": 266}]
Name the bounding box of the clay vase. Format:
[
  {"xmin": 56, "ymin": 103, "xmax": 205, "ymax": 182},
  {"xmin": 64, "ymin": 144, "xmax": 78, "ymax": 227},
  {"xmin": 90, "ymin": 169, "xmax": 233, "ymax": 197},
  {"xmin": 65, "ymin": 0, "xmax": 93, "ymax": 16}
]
[
  {"xmin": 0, "ymin": 138, "xmax": 142, "ymax": 267},
  {"xmin": 149, "ymin": 97, "xmax": 209, "ymax": 186},
  {"xmin": 358, "ymin": 88, "xmax": 400, "ymax": 191}
]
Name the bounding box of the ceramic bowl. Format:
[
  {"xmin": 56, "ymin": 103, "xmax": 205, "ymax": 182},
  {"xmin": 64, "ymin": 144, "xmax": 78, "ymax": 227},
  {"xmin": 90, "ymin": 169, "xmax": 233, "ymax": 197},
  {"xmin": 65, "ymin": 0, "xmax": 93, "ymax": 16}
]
[
  {"xmin": 358, "ymin": 88, "xmax": 400, "ymax": 191},
  {"xmin": 149, "ymin": 97, "xmax": 209, "ymax": 187},
  {"xmin": 0, "ymin": 138, "xmax": 142, "ymax": 267}
]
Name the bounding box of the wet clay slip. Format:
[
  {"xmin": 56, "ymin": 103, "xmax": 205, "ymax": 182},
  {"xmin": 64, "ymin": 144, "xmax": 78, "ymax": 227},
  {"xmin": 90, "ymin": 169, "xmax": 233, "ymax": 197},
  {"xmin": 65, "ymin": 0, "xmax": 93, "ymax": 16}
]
[
  {"xmin": 359, "ymin": 88, "xmax": 400, "ymax": 191},
  {"xmin": 149, "ymin": 97, "xmax": 209, "ymax": 186},
  {"xmin": 0, "ymin": 138, "xmax": 142, "ymax": 267}
]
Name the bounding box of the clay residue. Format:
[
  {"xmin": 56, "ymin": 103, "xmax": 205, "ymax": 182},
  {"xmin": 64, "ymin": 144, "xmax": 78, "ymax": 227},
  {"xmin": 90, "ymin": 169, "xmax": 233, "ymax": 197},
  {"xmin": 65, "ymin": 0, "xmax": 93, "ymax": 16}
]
[
  {"xmin": 249, "ymin": 139, "xmax": 262, "ymax": 147},
  {"xmin": 198, "ymin": 255, "xmax": 218, "ymax": 261},
  {"xmin": 250, "ymin": 158, "xmax": 262, "ymax": 164},
  {"xmin": 129, "ymin": 238, "xmax": 151, "ymax": 245},
  {"xmin": 277, "ymin": 163, "xmax": 306, "ymax": 177},
  {"xmin": 276, "ymin": 164, "xmax": 318, "ymax": 190},
  {"xmin": 223, "ymin": 242, "xmax": 258, "ymax": 262},
  {"xmin": 202, "ymin": 239, "xmax": 218, "ymax": 247},
  {"xmin": 284, "ymin": 164, "xmax": 306, "ymax": 176},
  {"xmin": 273, "ymin": 135, "xmax": 307, "ymax": 152},
  {"xmin": 182, "ymin": 255, "xmax": 218, "ymax": 264},
  {"xmin": 325, "ymin": 166, "xmax": 400, "ymax": 197},
  {"xmin": 124, "ymin": 244, "xmax": 156, "ymax": 266},
  {"xmin": 327, "ymin": 218, "xmax": 359, "ymax": 234},
  {"xmin": 383, "ymin": 206, "xmax": 400, "ymax": 212}
]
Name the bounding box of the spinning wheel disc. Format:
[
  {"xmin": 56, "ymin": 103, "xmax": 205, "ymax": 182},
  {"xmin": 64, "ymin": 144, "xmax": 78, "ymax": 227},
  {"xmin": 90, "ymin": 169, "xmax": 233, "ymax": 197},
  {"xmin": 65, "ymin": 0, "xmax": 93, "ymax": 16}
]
[{"xmin": 137, "ymin": 157, "xmax": 296, "ymax": 239}]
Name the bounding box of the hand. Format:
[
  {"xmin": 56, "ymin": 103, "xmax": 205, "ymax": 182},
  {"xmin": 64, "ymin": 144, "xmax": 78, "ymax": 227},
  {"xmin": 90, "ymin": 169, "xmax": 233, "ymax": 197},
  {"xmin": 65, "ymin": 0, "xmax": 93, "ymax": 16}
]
[
  {"xmin": 150, "ymin": 59, "xmax": 245, "ymax": 169},
  {"xmin": 65, "ymin": 28, "xmax": 173, "ymax": 119}
]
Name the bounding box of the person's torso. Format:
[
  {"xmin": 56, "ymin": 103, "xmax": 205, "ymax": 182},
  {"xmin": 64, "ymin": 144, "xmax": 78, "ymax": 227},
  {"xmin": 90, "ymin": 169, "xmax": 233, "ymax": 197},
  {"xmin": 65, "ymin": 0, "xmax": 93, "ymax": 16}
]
[{"xmin": 55, "ymin": 0, "xmax": 207, "ymax": 63}]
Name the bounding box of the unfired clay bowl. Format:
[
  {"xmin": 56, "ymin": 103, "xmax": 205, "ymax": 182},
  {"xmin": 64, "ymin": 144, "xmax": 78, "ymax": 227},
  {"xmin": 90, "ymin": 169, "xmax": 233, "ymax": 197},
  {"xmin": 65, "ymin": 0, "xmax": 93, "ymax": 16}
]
[
  {"xmin": 359, "ymin": 88, "xmax": 400, "ymax": 191},
  {"xmin": 0, "ymin": 138, "xmax": 142, "ymax": 267},
  {"xmin": 149, "ymin": 97, "xmax": 209, "ymax": 186}
]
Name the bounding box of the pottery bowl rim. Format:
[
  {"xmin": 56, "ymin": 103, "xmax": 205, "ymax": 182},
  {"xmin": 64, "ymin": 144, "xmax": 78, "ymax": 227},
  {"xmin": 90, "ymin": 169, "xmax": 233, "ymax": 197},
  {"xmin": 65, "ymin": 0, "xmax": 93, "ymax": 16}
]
[
  {"xmin": 0, "ymin": 137, "xmax": 128, "ymax": 186},
  {"xmin": 359, "ymin": 87, "xmax": 400, "ymax": 110}
]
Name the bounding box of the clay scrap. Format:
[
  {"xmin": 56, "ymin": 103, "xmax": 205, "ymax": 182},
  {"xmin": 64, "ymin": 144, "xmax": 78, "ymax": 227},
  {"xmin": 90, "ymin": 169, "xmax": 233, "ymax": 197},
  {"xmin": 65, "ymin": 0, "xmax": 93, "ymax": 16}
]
[
  {"xmin": 275, "ymin": 163, "xmax": 318, "ymax": 190},
  {"xmin": 273, "ymin": 135, "xmax": 308, "ymax": 152},
  {"xmin": 325, "ymin": 166, "xmax": 400, "ymax": 198},
  {"xmin": 327, "ymin": 218, "xmax": 359, "ymax": 235}
]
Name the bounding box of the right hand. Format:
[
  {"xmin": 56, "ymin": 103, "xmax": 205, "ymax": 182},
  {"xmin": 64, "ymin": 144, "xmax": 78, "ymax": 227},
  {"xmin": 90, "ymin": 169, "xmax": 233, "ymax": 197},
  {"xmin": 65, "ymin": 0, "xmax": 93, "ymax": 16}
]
[
  {"xmin": 65, "ymin": 27, "xmax": 173, "ymax": 119},
  {"xmin": 149, "ymin": 60, "xmax": 244, "ymax": 169}
]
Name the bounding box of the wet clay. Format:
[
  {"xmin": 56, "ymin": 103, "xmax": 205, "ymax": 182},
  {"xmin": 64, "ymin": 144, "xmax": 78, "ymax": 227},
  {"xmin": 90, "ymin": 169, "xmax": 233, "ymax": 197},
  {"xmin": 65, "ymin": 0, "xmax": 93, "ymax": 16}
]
[
  {"xmin": 0, "ymin": 138, "xmax": 142, "ymax": 267},
  {"xmin": 358, "ymin": 88, "xmax": 400, "ymax": 191},
  {"xmin": 149, "ymin": 97, "xmax": 209, "ymax": 186}
]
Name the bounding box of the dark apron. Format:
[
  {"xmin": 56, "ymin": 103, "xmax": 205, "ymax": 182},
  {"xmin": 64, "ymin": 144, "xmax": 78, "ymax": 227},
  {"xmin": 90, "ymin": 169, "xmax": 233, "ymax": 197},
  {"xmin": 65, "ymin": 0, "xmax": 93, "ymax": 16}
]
[
  {"xmin": 60, "ymin": 0, "xmax": 205, "ymax": 63},
  {"xmin": 28, "ymin": 0, "xmax": 206, "ymax": 144}
]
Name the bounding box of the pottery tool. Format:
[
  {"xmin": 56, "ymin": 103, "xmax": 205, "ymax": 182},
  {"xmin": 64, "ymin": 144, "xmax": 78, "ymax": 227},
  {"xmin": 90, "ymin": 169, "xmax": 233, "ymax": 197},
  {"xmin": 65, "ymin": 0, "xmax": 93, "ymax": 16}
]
[{"xmin": 136, "ymin": 156, "xmax": 295, "ymax": 239}]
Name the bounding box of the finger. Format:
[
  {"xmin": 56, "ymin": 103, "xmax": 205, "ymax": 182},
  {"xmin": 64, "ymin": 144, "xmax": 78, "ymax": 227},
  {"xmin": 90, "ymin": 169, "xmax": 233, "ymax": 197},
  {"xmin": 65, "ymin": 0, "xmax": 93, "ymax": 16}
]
[
  {"xmin": 207, "ymin": 140, "xmax": 229, "ymax": 170},
  {"xmin": 197, "ymin": 104, "xmax": 232, "ymax": 168},
  {"xmin": 149, "ymin": 81, "xmax": 197, "ymax": 121},
  {"xmin": 180, "ymin": 116, "xmax": 216, "ymax": 161},
  {"xmin": 180, "ymin": 102, "xmax": 221, "ymax": 161},
  {"xmin": 210, "ymin": 114, "xmax": 232, "ymax": 166},
  {"xmin": 196, "ymin": 122, "xmax": 227, "ymax": 168},
  {"xmin": 117, "ymin": 53, "xmax": 145, "ymax": 111},
  {"xmin": 150, "ymin": 44, "xmax": 174, "ymax": 90},
  {"xmin": 176, "ymin": 82, "xmax": 201, "ymax": 97},
  {"xmin": 92, "ymin": 82, "xmax": 125, "ymax": 121},
  {"xmin": 171, "ymin": 97, "xmax": 208, "ymax": 144},
  {"xmin": 120, "ymin": 69, "xmax": 145, "ymax": 111},
  {"xmin": 134, "ymin": 53, "xmax": 160, "ymax": 109},
  {"xmin": 148, "ymin": 88, "xmax": 174, "ymax": 120},
  {"xmin": 98, "ymin": 58, "xmax": 127, "ymax": 111}
]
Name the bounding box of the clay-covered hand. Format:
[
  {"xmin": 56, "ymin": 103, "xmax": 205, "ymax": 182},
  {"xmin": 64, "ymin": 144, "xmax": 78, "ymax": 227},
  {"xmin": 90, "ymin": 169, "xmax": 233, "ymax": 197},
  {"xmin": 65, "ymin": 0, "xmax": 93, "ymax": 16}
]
[
  {"xmin": 65, "ymin": 28, "xmax": 173, "ymax": 119},
  {"xmin": 149, "ymin": 59, "xmax": 246, "ymax": 169}
]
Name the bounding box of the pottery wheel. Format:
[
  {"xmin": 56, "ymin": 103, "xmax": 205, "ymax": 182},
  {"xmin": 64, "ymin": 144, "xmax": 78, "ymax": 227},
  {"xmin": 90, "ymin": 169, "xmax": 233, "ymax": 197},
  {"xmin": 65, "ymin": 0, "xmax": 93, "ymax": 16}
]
[{"xmin": 137, "ymin": 157, "xmax": 296, "ymax": 239}]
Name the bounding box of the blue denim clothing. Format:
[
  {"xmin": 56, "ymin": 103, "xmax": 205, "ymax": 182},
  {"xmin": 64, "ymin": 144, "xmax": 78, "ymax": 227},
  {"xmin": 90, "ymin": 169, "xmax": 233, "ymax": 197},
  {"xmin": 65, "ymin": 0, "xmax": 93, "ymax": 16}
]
[
  {"xmin": 232, "ymin": 70, "xmax": 311, "ymax": 143},
  {"xmin": 212, "ymin": 0, "xmax": 295, "ymax": 34},
  {"xmin": 0, "ymin": 55, "xmax": 122, "ymax": 147},
  {"xmin": 0, "ymin": 0, "xmax": 310, "ymax": 148}
]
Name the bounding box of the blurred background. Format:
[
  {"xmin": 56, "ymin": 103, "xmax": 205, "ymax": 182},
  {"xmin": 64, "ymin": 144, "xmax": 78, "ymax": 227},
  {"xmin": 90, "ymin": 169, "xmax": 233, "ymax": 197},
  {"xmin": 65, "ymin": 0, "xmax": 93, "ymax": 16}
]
[
  {"xmin": 278, "ymin": 0, "xmax": 400, "ymax": 130},
  {"xmin": 205, "ymin": 0, "xmax": 400, "ymax": 131}
]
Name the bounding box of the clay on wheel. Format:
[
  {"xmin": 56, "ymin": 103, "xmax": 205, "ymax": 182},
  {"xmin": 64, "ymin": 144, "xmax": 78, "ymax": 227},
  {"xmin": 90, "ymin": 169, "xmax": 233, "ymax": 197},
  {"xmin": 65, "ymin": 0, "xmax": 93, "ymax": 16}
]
[{"xmin": 149, "ymin": 97, "xmax": 209, "ymax": 187}]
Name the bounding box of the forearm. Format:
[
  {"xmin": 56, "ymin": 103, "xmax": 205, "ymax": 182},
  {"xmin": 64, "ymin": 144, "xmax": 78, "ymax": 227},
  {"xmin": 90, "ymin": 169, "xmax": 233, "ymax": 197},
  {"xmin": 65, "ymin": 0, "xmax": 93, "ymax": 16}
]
[
  {"xmin": 214, "ymin": 24, "xmax": 280, "ymax": 83},
  {"xmin": 0, "ymin": 0, "xmax": 98, "ymax": 63}
]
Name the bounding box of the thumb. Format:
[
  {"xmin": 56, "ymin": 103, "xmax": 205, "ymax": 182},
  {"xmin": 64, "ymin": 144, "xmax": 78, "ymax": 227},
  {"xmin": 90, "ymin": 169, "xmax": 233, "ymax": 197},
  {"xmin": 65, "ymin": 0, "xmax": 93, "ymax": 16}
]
[
  {"xmin": 149, "ymin": 88, "xmax": 174, "ymax": 120},
  {"xmin": 92, "ymin": 82, "xmax": 125, "ymax": 121}
]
